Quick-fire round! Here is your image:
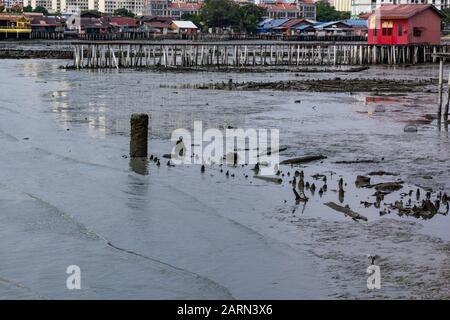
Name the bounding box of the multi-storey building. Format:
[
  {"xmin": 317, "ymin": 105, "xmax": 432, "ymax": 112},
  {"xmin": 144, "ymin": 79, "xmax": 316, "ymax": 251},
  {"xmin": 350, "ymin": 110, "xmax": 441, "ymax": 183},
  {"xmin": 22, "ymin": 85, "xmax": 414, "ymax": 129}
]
[
  {"xmin": 2, "ymin": 0, "xmax": 23, "ymax": 9},
  {"xmin": 142, "ymin": 0, "xmax": 200, "ymax": 18},
  {"xmin": 333, "ymin": 0, "xmax": 352, "ymax": 11},
  {"xmin": 259, "ymin": 0, "xmax": 316, "ymax": 21},
  {"xmin": 23, "ymin": 0, "xmax": 94, "ymax": 12},
  {"xmin": 98, "ymin": 0, "xmax": 144, "ymax": 15},
  {"xmin": 22, "ymin": 0, "xmax": 144, "ymax": 14}
]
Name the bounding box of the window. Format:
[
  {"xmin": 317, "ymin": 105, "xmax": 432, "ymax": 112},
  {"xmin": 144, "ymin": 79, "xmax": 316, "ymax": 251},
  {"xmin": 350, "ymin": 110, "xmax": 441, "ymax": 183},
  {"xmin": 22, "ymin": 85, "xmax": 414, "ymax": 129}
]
[
  {"xmin": 382, "ymin": 28, "xmax": 392, "ymax": 36},
  {"xmin": 413, "ymin": 27, "xmax": 422, "ymax": 37},
  {"xmin": 398, "ymin": 24, "xmax": 402, "ymax": 36}
]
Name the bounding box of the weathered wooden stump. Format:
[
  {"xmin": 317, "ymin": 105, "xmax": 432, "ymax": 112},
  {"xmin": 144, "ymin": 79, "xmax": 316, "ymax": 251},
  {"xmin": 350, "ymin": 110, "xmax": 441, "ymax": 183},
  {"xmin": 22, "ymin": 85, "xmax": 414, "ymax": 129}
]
[{"xmin": 130, "ymin": 113, "xmax": 149, "ymax": 158}]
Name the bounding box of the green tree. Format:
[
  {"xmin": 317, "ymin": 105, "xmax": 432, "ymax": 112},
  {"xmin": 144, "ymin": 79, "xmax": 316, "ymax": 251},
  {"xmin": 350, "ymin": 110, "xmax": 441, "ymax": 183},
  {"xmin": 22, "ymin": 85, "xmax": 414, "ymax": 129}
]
[
  {"xmin": 316, "ymin": 0, "xmax": 350, "ymax": 22},
  {"xmin": 442, "ymin": 8, "xmax": 450, "ymax": 29},
  {"xmin": 112, "ymin": 8, "xmax": 135, "ymax": 17},
  {"xmin": 181, "ymin": 12, "xmax": 205, "ymax": 30},
  {"xmin": 23, "ymin": 5, "xmax": 33, "ymax": 12},
  {"xmin": 238, "ymin": 4, "xmax": 266, "ymax": 34},
  {"xmin": 33, "ymin": 6, "xmax": 49, "ymax": 16},
  {"xmin": 201, "ymin": 0, "xmax": 241, "ymax": 29}
]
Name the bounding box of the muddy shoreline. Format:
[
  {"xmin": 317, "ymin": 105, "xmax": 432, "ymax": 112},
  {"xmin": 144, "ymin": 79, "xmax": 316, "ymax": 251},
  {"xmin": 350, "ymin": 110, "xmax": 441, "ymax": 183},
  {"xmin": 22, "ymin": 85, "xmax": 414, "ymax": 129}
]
[
  {"xmin": 163, "ymin": 78, "xmax": 437, "ymax": 93},
  {"xmin": 0, "ymin": 49, "xmax": 72, "ymax": 60}
]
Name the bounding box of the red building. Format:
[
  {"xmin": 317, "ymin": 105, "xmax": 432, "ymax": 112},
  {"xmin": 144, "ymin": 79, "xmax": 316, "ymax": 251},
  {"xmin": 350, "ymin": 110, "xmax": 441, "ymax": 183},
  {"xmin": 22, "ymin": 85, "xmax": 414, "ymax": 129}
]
[{"xmin": 367, "ymin": 4, "xmax": 443, "ymax": 45}]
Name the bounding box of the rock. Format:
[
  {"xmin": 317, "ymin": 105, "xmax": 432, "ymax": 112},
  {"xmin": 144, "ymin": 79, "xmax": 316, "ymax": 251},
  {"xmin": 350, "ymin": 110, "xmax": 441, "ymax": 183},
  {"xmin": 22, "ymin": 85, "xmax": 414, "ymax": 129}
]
[
  {"xmin": 355, "ymin": 175, "xmax": 371, "ymax": 187},
  {"xmin": 374, "ymin": 182, "xmax": 403, "ymax": 193},
  {"xmin": 404, "ymin": 125, "xmax": 418, "ymax": 132}
]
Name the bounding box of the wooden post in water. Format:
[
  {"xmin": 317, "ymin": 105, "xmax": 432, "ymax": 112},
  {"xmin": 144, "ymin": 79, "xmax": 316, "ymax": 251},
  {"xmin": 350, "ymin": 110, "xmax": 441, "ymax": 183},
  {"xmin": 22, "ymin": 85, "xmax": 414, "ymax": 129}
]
[
  {"xmin": 130, "ymin": 113, "xmax": 149, "ymax": 158},
  {"xmin": 445, "ymin": 71, "xmax": 450, "ymax": 122},
  {"xmin": 438, "ymin": 58, "xmax": 444, "ymax": 117}
]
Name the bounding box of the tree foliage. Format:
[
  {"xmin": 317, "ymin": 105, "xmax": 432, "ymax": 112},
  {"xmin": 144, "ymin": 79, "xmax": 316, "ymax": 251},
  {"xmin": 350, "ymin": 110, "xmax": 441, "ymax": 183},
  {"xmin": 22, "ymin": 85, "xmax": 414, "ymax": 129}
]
[
  {"xmin": 316, "ymin": 0, "xmax": 350, "ymax": 22},
  {"xmin": 238, "ymin": 4, "xmax": 266, "ymax": 34},
  {"xmin": 23, "ymin": 5, "xmax": 33, "ymax": 12},
  {"xmin": 442, "ymin": 8, "xmax": 450, "ymax": 29},
  {"xmin": 112, "ymin": 8, "xmax": 135, "ymax": 17},
  {"xmin": 33, "ymin": 6, "xmax": 49, "ymax": 16},
  {"xmin": 183, "ymin": 0, "xmax": 265, "ymax": 33},
  {"xmin": 181, "ymin": 12, "xmax": 204, "ymax": 29},
  {"xmin": 201, "ymin": 0, "xmax": 241, "ymax": 29}
]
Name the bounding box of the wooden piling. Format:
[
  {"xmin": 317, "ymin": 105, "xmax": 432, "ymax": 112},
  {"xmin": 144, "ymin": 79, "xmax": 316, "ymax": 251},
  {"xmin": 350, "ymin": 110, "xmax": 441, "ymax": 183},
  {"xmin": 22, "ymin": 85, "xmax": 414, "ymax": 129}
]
[
  {"xmin": 445, "ymin": 71, "xmax": 450, "ymax": 122},
  {"xmin": 438, "ymin": 58, "xmax": 444, "ymax": 117},
  {"xmin": 130, "ymin": 113, "xmax": 149, "ymax": 158}
]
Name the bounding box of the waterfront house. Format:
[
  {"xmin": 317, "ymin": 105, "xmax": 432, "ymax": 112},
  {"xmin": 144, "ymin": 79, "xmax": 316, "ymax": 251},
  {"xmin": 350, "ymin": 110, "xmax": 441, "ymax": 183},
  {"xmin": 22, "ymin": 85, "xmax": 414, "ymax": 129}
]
[
  {"xmin": 272, "ymin": 18, "xmax": 316, "ymax": 36},
  {"xmin": 105, "ymin": 16, "xmax": 140, "ymax": 33},
  {"xmin": 141, "ymin": 16, "xmax": 174, "ymax": 34},
  {"xmin": 344, "ymin": 19, "xmax": 368, "ymax": 37},
  {"xmin": 313, "ymin": 21, "xmax": 353, "ymax": 37},
  {"xmin": 0, "ymin": 14, "xmax": 31, "ymax": 39},
  {"xmin": 367, "ymin": 4, "xmax": 443, "ymax": 45},
  {"xmin": 28, "ymin": 15, "xmax": 66, "ymax": 39},
  {"xmin": 257, "ymin": 18, "xmax": 289, "ymax": 34},
  {"xmin": 170, "ymin": 20, "xmax": 198, "ymax": 35}
]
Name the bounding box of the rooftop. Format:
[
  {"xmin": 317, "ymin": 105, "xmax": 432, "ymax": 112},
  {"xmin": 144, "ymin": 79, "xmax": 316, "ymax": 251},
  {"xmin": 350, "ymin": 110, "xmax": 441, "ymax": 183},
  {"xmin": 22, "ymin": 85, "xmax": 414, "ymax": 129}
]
[{"xmin": 372, "ymin": 4, "xmax": 444, "ymax": 19}]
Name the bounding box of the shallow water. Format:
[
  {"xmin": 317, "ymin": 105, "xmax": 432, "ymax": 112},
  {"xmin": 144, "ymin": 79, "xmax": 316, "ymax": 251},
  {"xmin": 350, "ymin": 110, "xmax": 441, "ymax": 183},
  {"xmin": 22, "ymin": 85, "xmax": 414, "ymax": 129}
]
[{"xmin": 1, "ymin": 59, "xmax": 450, "ymax": 299}]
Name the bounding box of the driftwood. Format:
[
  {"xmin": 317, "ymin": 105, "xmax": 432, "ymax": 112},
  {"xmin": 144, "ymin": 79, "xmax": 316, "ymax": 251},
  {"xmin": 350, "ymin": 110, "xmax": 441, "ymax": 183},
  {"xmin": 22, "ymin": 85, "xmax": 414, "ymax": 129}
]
[
  {"xmin": 253, "ymin": 175, "xmax": 283, "ymax": 184},
  {"xmin": 293, "ymin": 188, "xmax": 308, "ymax": 202},
  {"xmin": 324, "ymin": 202, "xmax": 368, "ymax": 221},
  {"xmin": 280, "ymin": 155, "xmax": 327, "ymax": 165}
]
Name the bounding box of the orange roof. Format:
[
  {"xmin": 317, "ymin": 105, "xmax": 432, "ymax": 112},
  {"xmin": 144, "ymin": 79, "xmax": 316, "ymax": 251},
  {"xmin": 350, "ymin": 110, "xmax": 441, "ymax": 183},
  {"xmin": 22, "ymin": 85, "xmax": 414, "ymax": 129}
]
[
  {"xmin": 259, "ymin": 3, "xmax": 298, "ymax": 10},
  {"xmin": 169, "ymin": 2, "xmax": 201, "ymax": 10},
  {"xmin": 372, "ymin": 4, "xmax": 443, "ymax": 19}
]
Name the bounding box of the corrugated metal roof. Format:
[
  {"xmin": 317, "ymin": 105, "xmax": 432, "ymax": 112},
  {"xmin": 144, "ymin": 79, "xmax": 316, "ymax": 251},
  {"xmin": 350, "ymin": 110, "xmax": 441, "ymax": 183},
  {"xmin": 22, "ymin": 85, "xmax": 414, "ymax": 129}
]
[
  {"xmin": 172, "ymin": 21, "xmax": 198, "ymax": 29},
  {"xmin": 261, "ymin": 18, "xmax": 289, "ymax": 29},
  {"xmin": 344, "ymin": 19, "xmax": 368, "ymax": 27},
  {"xmin": 372, "ymin": 4, "xmax": 443, "ymax": 19},
  {"xmin": 314, "ymin": 20, "xmax": 351, "ymax": 29}
]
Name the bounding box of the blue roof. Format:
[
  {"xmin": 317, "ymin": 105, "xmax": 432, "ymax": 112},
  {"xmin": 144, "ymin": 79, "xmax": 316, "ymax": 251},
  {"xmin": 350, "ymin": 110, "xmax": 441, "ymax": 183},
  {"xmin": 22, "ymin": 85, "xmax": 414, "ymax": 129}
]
[
  {"xmin": 345, "ymin": 19, "xmax": 368, "ymax": 27},
  {"xmin": 295, "ymin": 24, "xmax": 314, "ymax": 31},
  {"xmin": 314, "ymin": 20, "xmax": 350, "ymax": 29},
  {"xmin": 258, "ymin": 18, "xmax": 272, "ymax": 27},
  {"xmin": 259, "ymin": 18, "xmax": 289, "ymax": 30}
]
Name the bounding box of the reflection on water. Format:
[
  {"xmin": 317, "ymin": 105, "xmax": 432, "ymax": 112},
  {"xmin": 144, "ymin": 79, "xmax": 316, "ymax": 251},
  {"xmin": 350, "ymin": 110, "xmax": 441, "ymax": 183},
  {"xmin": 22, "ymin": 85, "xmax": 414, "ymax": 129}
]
[{"xmin": 129, "ymin": 158, "xmax": 149, "ymax": 175}]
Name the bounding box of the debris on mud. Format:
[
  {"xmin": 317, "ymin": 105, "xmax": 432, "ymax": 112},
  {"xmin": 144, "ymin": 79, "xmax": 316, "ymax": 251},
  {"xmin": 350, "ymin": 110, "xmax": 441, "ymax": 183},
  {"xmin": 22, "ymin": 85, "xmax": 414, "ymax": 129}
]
[
  {"xmin": 335, "ymin": 159, "xmax": 379, "ymax": 164},
  {"xmin": 281, "ymin": 155, "xmax": 327, "ymax": 165},
  {"xmin": 355, "ymin": 175, "xmax": 371, "ymax": 187},
  {"xmin": 324, "ymin": 202, "xmax": 368, "ymax": 221},
  {"xmin": 373, "ymin": 182, "xmax": 404, "ymax": 193},
  {"xmin": 166, "ymin": 78, "xmax": 435, "ymax": 93},
  {"xmin": 254, "ymin": 175, "xmax": 283, "ymax": 184},
  {"xmin": 368, "ymin": 171, "xmax": 399, "ymax": 176}
]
